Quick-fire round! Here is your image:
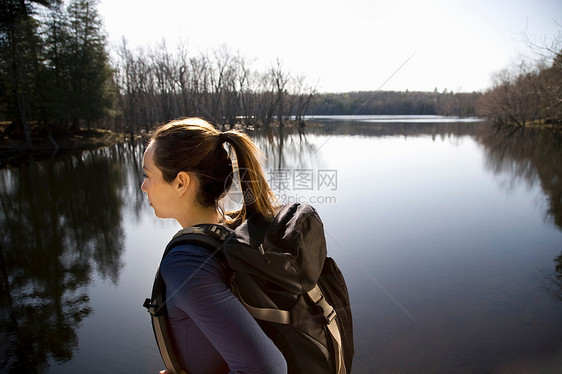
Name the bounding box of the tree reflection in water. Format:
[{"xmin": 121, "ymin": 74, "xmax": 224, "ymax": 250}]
[
  {"xmin": 479, "ymin": 126, "xmax": 562, "ymax": 227},
  {"xmin": 0, "ymin": 121, "xmax": 560, "ymax": 373},
  {"xmin": 282, "ymin": 119, "xmax": 562, "ymax": 234},
  {"xmin": 252, "ymin": 121, "xmax": 562, "ymax": 304},
  {"xmin": 478, "ymin": 125, "xmax": 562, "ymax": 302},
  {"xmin": 249, "ymin": 125, "xmax": 318, "ymax": 171},
  {"xmin": 0, "ymin": 145, "xmax": 128, "ymax": 373}
]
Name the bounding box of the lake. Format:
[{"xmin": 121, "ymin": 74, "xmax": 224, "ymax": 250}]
[{"xmin": 1, "ymin": 116, "xmax": 561, "ymax": 373}]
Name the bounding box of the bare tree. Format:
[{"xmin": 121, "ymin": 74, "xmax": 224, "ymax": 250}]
[
  {"xmin": 290, "ymin": 75, "xmax": 317, "ymax": 126},
  {"xmin": 478, "ymin": 25, "xmax": 561, "ymax": 127},
  {"xmin": 272, "ymin": 59, "xmax": 289, "ymax": 127},
  {"xmin": 111, "ymin": 39, "xmax": 316, "ymax": 131}
]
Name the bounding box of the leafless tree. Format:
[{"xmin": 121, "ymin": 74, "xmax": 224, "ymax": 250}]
[{"xmin": 111, "ymin": 40, "xmax": 316, "ymax": 131}]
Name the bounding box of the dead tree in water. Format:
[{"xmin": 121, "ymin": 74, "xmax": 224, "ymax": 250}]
[{"xmin": 273, "ymin": 59, "xmax": 289, "ymax": 127}]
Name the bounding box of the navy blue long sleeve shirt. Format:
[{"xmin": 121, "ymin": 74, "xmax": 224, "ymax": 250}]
[{"xmin": 160, "ymin": 243, "xmax": 287, "ymax": 374}]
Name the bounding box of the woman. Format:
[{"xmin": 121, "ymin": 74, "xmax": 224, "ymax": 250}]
[{"xmin": 141, "ymin": 117, "xmax": 287, "ymax": 374}]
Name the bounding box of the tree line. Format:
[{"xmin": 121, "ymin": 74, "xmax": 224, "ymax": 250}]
[
  {"xmin": 0, "ymin": 0, "xmax": 482, "ymax": 148},
  {"xmin": 307, "ymin": 90, "xmax": 481, "ymax": 117},
  {"xmin": 4, "ymin": 0, "xmax": 560, "ymax": 152},
  {"xmin": 1, "ymin": 0, "xmax": 115, "ymax": 148},
  {"xmin": 113, "ymin": 42, "xmax": 316, "ymax": 136}
]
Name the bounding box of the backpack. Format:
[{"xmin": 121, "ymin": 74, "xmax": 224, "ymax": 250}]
[{"xmin": 144, "ymin": 203, "xmax": 354, "ymax": 374}]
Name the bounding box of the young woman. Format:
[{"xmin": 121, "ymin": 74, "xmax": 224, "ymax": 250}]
[{"xmin": 141, "ymin": 117, "xmax": 286, "ymax": 374}]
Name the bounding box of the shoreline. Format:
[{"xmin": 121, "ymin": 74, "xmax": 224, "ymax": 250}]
[
  {"xmin": 2, "ymin": 118, "xmax": 559, "ymax": 168},
  {"xmin": 0, "ymin": 128, "xmax": 126, "ymax": 168},
  {"xmin": 0, "ymin": 120, "xmax": 306, "ymax": 168}
]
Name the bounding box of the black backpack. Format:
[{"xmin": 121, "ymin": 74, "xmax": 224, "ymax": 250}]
[{"xmin": 144, "ymin": 203, "xmax": 354, "ymax": 374}]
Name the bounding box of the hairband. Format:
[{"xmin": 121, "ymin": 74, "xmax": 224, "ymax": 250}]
[{"xmin": 217, "ymin": 132, "xmax": 229, "ymax": 143}]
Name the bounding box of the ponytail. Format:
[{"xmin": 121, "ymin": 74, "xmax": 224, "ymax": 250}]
[
  {"xmin": 221, "ymin": 130, "xmax": 277, "ymax": 226},
  {"xmin": 150, "ymin": 118, "xmax": 277, "ymax": 227}
]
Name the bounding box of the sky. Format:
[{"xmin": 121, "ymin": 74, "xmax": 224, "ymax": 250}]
[{"xmin": 97, "ymin": 0, "xmax": 561, "ymax": 93}]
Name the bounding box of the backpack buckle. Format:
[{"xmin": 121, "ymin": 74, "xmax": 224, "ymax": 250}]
[
  {"xmin": 143, "ymin": 298, "xmax": 157, "ymax": 315},
  {"xmin": 143, "ymin": 298, "xmax": 166, "ymax": 317},
  {"xmin": 206, "ymin": 224, "xmax": 229, "ymax": 240},
  {"xmin": 308, "ymin": 286, "xmax": 337, "ymax": 324},
  {"xmin": 325, "ymin": 307, "xmax": 337, "ymax": 324},
  {"xmin": 317, "ymin": 295, "xmax": 337, "ymax": 324}
]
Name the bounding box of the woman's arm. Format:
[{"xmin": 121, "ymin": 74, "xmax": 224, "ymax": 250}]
[{"xmin": 161, "ymin": 244, "xmax": 287, "ymax": 374}]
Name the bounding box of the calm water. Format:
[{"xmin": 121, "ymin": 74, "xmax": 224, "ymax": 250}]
[{"xmin": 1, "ymin": 116, "xmax": 561, "ymax": 373}]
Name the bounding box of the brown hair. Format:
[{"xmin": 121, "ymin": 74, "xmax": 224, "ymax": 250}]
[{"xmin": 149, "ymin": 117, "xmax": 276, "ymax": 225}]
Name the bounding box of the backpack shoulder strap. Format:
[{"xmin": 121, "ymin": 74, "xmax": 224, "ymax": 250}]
[
  {"xmin": 144, "ymin": 223, "xmax": 231, "ymax": 374},
  {"xmin": 164, "ymin": 224, "xmax": 231, "ymax": 258},
  {"xmin": 308, "ymin": 285, "xmax": 346, "ymax": 374}
]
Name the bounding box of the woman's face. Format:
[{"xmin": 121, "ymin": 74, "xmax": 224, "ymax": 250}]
[{"xmin": 141, "ymin": 142, "xmax": 179, "ymax": 219}]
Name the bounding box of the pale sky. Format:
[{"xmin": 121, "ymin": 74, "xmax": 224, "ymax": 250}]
[{"xmin": 98, "ymin": 0, "xmax": 561, "ymax": 93}]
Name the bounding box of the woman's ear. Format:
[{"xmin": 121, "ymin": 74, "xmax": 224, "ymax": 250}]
[{"xmin": 174, "ymin": 171, "xmax": 191, "ymax": 196}]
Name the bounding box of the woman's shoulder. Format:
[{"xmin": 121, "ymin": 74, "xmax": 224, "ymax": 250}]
[
  {"xmin": 160, "ymin": 242, "xmax": 231, "ymax": 300},
  {"xmin": 161, "ymin": 242, "xmax": 228, "ymax": 278},
  {"xmin": 166, "ymin": 241, "xmax": 218, "ymax": 256}
]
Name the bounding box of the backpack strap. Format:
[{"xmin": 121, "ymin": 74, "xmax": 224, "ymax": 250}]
[
  {"xmin": 143, "ymin": 291, "xmax": 187, "ymax": 374},
  {"xmin": 230, "ymin": 280, "xmax": 346, "ymax": 374},
  {"xmin": 230, "ymin": 281, "xmax": 291, "ymax": 324},
  {"xmin": 144, "ymin": 224, "xmax": 230, "ymax": 374},
  {"xmin": 166, "ymin": 224, "xmax": 230, "ymax": 256},
  {"xmin": 308, "ymin": 285, "xmax": 346, "ymax": 374}
]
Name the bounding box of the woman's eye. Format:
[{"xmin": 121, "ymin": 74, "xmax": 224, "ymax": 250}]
[{"xmin": 143, "ymin": 173, "xmax": 148, "ymax": 179}]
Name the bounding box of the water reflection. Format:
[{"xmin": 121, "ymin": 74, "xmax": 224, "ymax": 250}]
[
  {"xmin": 305, "ymin": 118, "xmax": 486, "ymax": 139},
  {"xmin": 249, "ymin": 125, "xmax": 318, "ymax": 171},
  {"xmin": 0, "ymin": 146, "xmax": 130, "ymax": 373},
  {"xmin": 1, "ymin": 119, "xmax": 561, "ymax": 373},
  {"xmin": 548, "ymin": 253, "xmax": 562, "ymax": 302},
  {"xmin": 116, "ymin": 141, "xmax": 150, "ymax": 221},
  {"xmin": 254, "ymin": 121, "xmax": 561, "ymax": 233},
  {"xmin": 251, "ymin": 121, "xmax": 562, "ymax": 308},
  {"xmin": 476, "ymin": 125, "xmax": 562, "ymax": 303},
  {"xmin": 478, "ymin": 126, "xmax": 562, "ymax": 229}
]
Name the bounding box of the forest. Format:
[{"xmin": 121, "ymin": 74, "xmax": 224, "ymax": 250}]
[
  {"xmin": 2, "ymin": 0, "xmax": 561, "ymax": 155},
  {"xmin": 1, "ymin": 0, "xmax": 317, "ymax": 149}
]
